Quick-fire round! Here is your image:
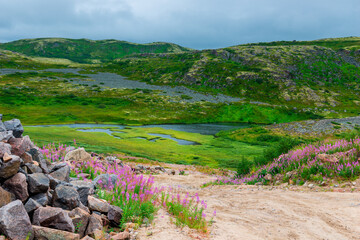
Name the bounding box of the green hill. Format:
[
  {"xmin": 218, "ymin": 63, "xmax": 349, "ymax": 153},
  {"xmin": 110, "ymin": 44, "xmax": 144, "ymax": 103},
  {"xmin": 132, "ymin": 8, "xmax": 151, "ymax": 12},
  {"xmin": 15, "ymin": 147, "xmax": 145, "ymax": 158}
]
[
  {"xmin": 0, "ymin": 38, "xmax": 192, "ymax": 63},
  {"xmin": 101, "ymin": 37, "xmax": 360, "ymax": 112}
]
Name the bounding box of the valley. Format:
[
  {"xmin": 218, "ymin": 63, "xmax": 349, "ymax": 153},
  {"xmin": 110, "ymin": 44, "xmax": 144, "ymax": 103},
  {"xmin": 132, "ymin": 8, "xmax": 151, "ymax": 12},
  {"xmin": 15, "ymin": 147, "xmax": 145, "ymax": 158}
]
[{"xmin": 1, "ymin": 36, "xmax": 360, "ymax": 240}]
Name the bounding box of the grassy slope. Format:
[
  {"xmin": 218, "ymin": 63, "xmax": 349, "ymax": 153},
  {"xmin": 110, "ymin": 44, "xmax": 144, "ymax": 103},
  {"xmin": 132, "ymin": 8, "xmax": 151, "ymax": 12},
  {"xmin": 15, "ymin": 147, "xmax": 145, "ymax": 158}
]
[{"xmin": 0, "ymin": 38, "xmax": 192, "ymax": 63}]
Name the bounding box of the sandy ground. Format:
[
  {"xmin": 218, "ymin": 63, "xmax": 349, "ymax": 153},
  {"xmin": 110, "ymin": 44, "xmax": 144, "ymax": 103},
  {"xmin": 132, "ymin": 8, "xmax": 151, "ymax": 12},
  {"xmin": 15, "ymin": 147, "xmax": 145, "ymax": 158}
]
[{"xmin": 137, "ymin": 170, "xmax": 360, "ymax": 240}]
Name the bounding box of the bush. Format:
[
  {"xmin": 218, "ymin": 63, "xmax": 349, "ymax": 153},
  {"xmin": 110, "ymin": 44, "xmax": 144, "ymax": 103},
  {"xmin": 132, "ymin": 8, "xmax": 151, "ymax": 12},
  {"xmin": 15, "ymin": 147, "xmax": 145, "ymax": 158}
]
[
  {"xmin": 254, "ymin": 137, "xmax": 302, "ymax": 166},
  {"xmin": 236, "ymin": 156, "xmax": 252, "ymax": 177}
]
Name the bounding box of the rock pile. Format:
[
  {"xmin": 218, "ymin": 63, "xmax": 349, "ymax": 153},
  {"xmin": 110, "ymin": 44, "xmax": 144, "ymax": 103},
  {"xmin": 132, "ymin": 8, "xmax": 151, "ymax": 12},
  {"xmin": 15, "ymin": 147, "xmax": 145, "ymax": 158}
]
[{"xmin": 0, "ymin": 115, "xmax": 129, "ymax": 240}]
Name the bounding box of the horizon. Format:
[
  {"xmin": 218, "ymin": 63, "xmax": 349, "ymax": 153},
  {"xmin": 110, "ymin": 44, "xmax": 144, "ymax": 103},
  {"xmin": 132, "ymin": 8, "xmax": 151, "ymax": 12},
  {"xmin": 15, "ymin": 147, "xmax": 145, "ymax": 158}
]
[{"xmin": 1, "ymin": 35, "xmax": 359, "ymax": 50}]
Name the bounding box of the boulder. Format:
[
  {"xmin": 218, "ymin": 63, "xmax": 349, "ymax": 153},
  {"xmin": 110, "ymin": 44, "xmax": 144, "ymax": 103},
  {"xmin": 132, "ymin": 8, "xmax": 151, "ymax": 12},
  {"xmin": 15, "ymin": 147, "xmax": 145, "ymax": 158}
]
[
  {"xmin": 52, "ymin": 185, "xmax": 81, "ymax": 210},
  {"xmin": 0, "ymin": 131, "xmax": 14, "ymax": 142},
  {"xmin": 88, "ymin": 196, "xmax": 109, "ymax": 213},
  {"xmin": 48, "ymin": 175, "xmax": 62, "ymax": 189},
  {"xmin": 0, "ymin": 186, "xmax": 13, "ymax": 208},
  {"xmin": 3, "ymin": 172, "xmax": 29, "ymax": 202},
  {"xmin": 24, "ymin": 163, "xmax": 43, "ymax": 174},
  {"xmin": 0, "ymin": 155, "xmax": 21, "ymax": 179},
  {"xmin": 3, "ymin": 119, "xmax": 24, "ymax": 138},
  {"xmin": 0, "ymin": 142, "xmax": 11, "ymax": 158},
  {"xmin": 28, "ymin": 173, "xmax": 50, "ymax": 194},
  {"xmin": 108, "ymin": 205, "xmax": 123, "ymax": 226},
  {"xmin": 31, "ymin": 193, "xmax": 49, "ymax": 206},
  {"xmin": 33, "ymin": 206, "xmax": 75, "ymax": 232},
  {"xmin": 8, "ymin": 136, "xmax": 32, "ymax": 156},
  {"xmin": 85, "ymin": 213, "xmax": 103, "ymax": 236},
  {"xmin": 50, "ymin": 164, "xmax": 71, "ymax": 182},
  {"xmin": 69, "ymin": 207, "xmax": 90, "ymax": 238},
  {"xmin": 71, "ymin": 180, "xmax": 95, "ymax": 206},
  {"xmin": 65, "ymin": 148, "xmax": 92, "ymax": 163},
  {"xmin": 21, "ymin": 152, "xmax": 33, "ymax": 164},
  {"xmin": 50, "ymin": 162, "xmax": 68, "ymax": 172},
  {"xmin": 32, "ymin": 225, "xmax": 80, "ymax": 240},
  {"xmin": 0, "ymin": 200, "xmax": 34, "ymax": 240},
  {"xmin": 93, "ymin": 174, "xmax": 117, "ymax": 189},
  {"xmin": 28, "ymin": 148, "xmax": 50, "ymax": 174},
  {"xmin": 24, "ymin": 198, "xmax": 42, "ymax": 215}
]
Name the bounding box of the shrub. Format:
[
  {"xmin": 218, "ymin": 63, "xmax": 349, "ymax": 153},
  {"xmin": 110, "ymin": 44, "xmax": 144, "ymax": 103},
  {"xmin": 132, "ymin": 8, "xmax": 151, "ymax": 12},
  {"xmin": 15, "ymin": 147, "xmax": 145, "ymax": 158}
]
[{"xmin": 236, "ymin": 156, "xmax": 252, "ymax": 177}]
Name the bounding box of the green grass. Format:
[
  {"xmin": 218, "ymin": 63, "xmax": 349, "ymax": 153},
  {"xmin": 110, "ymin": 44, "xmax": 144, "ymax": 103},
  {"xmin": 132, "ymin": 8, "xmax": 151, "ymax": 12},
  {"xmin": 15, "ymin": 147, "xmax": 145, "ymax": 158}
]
[{"xmin": 24, "ymin": 126, "xmax": 266, "ymax": 169}]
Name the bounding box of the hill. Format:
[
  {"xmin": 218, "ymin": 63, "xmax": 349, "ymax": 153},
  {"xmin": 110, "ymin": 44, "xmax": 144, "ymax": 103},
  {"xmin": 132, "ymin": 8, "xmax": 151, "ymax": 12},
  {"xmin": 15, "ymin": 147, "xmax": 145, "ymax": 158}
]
[
  {"xmin": 0, "ymin": 38, "xmax": 192, "ymax": 63},
  {"xmin": 1, "ymin": 37, "xmax": 360, "ymax": 123},
  {"xmin": 100, "ymin": 37, "xmax": 360, "ymax": 115}
]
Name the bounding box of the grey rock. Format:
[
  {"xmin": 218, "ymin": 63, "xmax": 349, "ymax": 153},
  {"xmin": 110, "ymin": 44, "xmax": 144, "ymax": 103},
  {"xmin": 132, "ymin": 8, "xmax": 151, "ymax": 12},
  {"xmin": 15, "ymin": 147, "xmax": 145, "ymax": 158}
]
[
  {"xmin": 24, "ymin": 163, "xmax": 43, "ymax": 174},
  {"xmin": 64, "ymin": 148, "xmax": 91, "ymax": 163},
  {"xmin": 28, "ymin": 148, "xmax": 50, "ymax": 174},
  {"xmin": 85, "ymin": 213, "xmax": 103, "ymax": 236},
  {"xmin": 0, "ymin": 155, "xmax": 21, "ymax": 179},
  {"xmin": 52, "ymin": 185, "xmax": 81, "ymax": 210},
  {"xmin": 31, "ymin": 193, "xmax": 49, "ymax": 206},
  {"xmin": 71, "ymin": 180, "xmax": 95, "ymax": 206},
  {"xmin": 24, "ymin": 198, "xmax": 42, "ymax": 214},
  {"xmin": 3, "ymin": 172, "xmax": 29, "ymax": 202},
  {"xmin": 8, "ymin": 136, "xmax": 32, "ymax": 156},
  {"xmin": 108, "ymin": 205, "xmax": 123, "ymax": 226},
  {"xmin": 0, "ymin": 131, "xmax": 14, "ymax": 142},
  {"xmin": 28, "ymin": 173, "xmax": 50, "ymax": 194},
  {"xmin": 0, "ymin": 200, "xmax": 34, "ymax": 240},
  {"xmin": 4, "ymin": 119, "xmax": 24, "ymax": 138},
  {"xmin": 92, "ymin": 173, "xmax": 117, "ymax": 189},
  {"xmin": 50, "ymin": 162, "xmax": 68, "ymax": 173},
  {"xmin": 50, "ymin": 164, "xmax": 71, "ymax": 182},
  {"xmin": 33, "ymin": 206, "xmax": 75, "ymax": 232},
  {"xmin": 88, "ymin": 196, "xmax": 109, "ymax": 213},
  {"xmin": 69, "ymin": 207, "xmax": 90, "ymax": 238},
  {"xmin": 0, "ymin": 142, "xmax": 11, "ymax": 158},
  {"xmin": 0, "ymin": 122, "xmax": 5, "ymax": 133},
  {"xmin": 48, "ymin": 175, "xmax": 62, "ymax": 190},
  {"xmin": 32, "ymin": 225, "xmax": 80, "ymax": 240}
]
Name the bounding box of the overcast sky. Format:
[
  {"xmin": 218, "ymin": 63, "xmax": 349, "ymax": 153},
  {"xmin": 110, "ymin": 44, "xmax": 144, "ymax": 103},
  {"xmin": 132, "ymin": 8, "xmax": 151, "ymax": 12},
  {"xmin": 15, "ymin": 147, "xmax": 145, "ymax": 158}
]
[{"xmin": 0, "ymin": 0, "xmax": 359, "ymax": 49}]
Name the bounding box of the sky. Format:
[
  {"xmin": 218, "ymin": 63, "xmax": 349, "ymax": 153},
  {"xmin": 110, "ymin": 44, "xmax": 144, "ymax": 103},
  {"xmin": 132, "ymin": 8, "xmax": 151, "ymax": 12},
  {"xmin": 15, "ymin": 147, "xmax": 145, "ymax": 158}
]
[{"xmin": 0, "ymin": 0, "xmax": 359, "ymax": 49}]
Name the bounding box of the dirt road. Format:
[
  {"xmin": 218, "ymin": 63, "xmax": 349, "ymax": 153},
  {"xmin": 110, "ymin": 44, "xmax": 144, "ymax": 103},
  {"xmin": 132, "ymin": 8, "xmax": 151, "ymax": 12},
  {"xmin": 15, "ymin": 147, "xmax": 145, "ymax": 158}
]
[{"xmin": 137, "ymin": 170, "xmax": 360, "ymax": 240}]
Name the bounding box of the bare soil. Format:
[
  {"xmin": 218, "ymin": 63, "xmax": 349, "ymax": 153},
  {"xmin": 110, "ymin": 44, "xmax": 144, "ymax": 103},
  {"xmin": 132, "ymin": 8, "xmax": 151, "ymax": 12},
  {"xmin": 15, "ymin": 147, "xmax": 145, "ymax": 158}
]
[{"xmin": 137, "ymin": 166, "xmax": 360, "ymax": 240}]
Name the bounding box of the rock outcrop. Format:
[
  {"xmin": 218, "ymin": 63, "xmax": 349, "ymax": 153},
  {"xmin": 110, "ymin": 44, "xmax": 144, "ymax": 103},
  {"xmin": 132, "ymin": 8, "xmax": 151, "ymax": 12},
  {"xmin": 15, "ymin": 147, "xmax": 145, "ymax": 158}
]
[{"xmin": 0, "ymin": 116, "xmax": 129, "ymax": 240}]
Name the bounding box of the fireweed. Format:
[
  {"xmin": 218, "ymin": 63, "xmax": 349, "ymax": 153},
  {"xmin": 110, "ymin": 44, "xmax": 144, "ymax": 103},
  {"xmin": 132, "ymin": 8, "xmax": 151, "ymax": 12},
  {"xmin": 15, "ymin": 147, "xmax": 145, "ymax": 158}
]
[
  {"xmin": 160, "ymin": 187, "xmax": 213, "ymax": 232},
  {"xmin": 40, "ymin": 142, "xmax": 213, "ymax": 231},
  {"xmin": 205, "ymin": 139, "xmax": 360, "ymax": 186}
]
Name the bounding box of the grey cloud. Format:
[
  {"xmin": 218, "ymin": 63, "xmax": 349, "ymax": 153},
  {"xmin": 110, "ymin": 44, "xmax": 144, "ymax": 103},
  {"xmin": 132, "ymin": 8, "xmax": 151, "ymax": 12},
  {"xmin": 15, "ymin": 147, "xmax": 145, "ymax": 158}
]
[{"xmin": 0, "ymin": 0, "xmax": 359, "ymax": 49}]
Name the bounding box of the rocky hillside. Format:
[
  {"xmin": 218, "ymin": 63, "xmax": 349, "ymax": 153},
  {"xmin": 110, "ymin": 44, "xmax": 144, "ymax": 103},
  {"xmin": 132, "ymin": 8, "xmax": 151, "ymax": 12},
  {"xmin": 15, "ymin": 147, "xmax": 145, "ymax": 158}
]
[
  {"xmin": 0, "ymin": 38, "xmax": 192, "ymax": 63},
  {"xmin": 104, "ymin": 37, "xmax": 360, "ymax": 110}
]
